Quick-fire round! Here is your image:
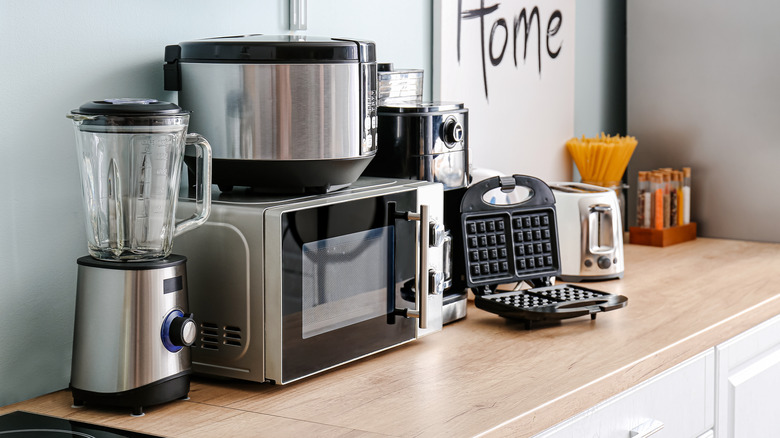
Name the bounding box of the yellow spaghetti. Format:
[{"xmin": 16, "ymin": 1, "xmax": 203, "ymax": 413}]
[{"xmin": 566, "ymin": 133, "xmax": 638, "ymax": 185}]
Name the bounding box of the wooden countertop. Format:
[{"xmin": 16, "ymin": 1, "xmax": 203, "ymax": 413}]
[{"xmin": 4, "ymin": 238, "xmax": 780, "ymax": 437}]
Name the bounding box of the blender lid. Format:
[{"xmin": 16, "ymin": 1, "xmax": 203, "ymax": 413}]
[
  {"xmin": 71, "ymin": 98, "xmax": 188, "ymax": 116},
  {"xmin": 167, "ymin": 34, "xmax": 376, "ymax": 63}
]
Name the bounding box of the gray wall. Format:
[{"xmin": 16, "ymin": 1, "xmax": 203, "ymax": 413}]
[
  {"xmin": 574, "ymin": 0, "xmax": 626, "ymax": 138},
  {"xmin": 627, "ymin": 0, "xmax": 780, "ymax": 242},
  {"xmin": 0, "ymin": 0, "xmax": 622, "ymax": 405}
]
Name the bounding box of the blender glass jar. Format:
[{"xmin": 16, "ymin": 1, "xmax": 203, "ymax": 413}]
[{"xmin": 68, "ymin": 99, "xmax": 211, "ymax": 261}]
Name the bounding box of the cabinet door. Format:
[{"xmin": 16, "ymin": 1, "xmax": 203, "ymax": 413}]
[
  {"xmin": 536, "ymin": 349, "xmax": 715, "ymax": 438},
  {"xmin": 716, "ymin": 314, "xmax": 780, "ymax": 438}
]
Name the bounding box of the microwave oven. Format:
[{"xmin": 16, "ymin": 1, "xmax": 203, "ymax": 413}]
[{"xmin": 175, "ymin": 177, "xmax": 444, "ymax": 384}]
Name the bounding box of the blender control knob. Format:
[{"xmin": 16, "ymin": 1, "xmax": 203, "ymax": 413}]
[
  {"xmin": 442, "ymin": 117, "xmax": 464, "ymax": 147},
  {"xmin": 162, "ymin": 310, "xmax": 196, "ymax": 352},
  {"xmin": 170, "ymin": 313, "xmax": 197, "ymax": 347},
  {"xmin": 597, "ymin": 256, "xmax": 612, "ymax": 270}
]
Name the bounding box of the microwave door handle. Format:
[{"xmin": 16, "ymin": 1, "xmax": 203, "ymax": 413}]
[{"xmin": 405, "ymin": 204, "xmax": 429, "ymax": 329}]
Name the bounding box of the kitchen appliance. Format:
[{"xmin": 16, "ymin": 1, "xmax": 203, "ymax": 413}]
[
  {"xmin": 174, "ymin": 177, "xmax": 444, "ymax": 384},
  {"xmin": 164, "ymin": 34, "xmax": 378, "ymax": 193},
  {"xmin": 0, "ymin": 411, "xmax": 162, "ymax": 437},
  {"xmin": 365, "ymin": 102, "xmax": 470, "ymax": 323},
  {"xmin": 377, "ymin": 63, "xmax": 424, "ymax": 105},
  {"xmin": 550, "ymin": 182, "xmax": 624, "ymax": 282},
  {"xmin": 67, "ymin": 99, "xmax": 212, "ymax": 415},
  {"xmin": 460, "ymin": 175, "xmax": 627, "ymax": 329},
  {"xmin": 367, "ymin": 102, "xmax": 469, "ymax": 190}
]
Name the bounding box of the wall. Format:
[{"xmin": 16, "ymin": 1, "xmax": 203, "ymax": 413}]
[
  {"xmin": 574, "ymin": 0, "xmax": 625, "ymax": 138},
  {"xmin": 0, "ymin": 0, "xmax": 623, "ymax": 406},
  {"xmin": 0, "ymin": 0, "xmax": 431, "ymax": 407},
  {"xmin": 627, "ymin": 0, "xmax": 780, "ymax": 242}
]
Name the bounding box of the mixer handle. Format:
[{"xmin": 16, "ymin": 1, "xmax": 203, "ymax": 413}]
[{"xmin": 175, "ymin": 133, "xmax": 212, "ymax": 236}]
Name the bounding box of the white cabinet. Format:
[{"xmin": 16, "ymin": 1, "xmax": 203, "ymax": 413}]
[
  {"xmin": 534, "ymin": 313, "xmax": 780, "ymax": 438},
  {"xmin": 536, "ymin": 350, "xmax": 715, "ymax": 438},
  {"xmin": 715, "ymin": 314, "xmax": 780, "ymax": 438}
]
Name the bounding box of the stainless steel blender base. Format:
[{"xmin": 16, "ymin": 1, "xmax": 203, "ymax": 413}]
[{"xmin": 70, "ymin": 255, "xmax": 193, "ymax": 412}]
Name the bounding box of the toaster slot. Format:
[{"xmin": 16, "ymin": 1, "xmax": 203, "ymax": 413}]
[{"xmin": 588, "ymin": 204, "xmax": 614, "ymax": 252}]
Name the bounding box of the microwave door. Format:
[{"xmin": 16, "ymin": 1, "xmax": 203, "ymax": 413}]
[{"xmin": 274, "ymin": 192, "xmax": 418, "ymax": 384}]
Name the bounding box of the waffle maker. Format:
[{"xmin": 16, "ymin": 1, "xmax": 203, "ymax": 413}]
[{"xmin": 460, "ymin": 175, "xmax": 627, "ymax": 329}]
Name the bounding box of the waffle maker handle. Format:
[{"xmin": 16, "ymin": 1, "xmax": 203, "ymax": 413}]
[{"xmin": 460, "ymin": 174, "xmax": 556, "ymax": 213}]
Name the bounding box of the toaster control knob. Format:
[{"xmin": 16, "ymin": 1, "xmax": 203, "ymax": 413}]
[
  {"xmin": 162, "ymin": 310, "xmax": 196, "ymax": 352},
  {"xmin": 442, "ymin": 117, "xmax": 464, "ymax": 147},
  {"xmin": 597, "ymin": 256, "xmax": 612, "ymax": 270}
]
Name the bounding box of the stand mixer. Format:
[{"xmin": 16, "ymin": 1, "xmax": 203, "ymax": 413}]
[{"xmin": 67, "ymin": 99, "xmax": 211, "ymax": 416}]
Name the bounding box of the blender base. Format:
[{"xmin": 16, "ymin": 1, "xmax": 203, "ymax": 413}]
[{"xmin": 71, "ymin": 370, "xmax": 191, "ymax": 416}]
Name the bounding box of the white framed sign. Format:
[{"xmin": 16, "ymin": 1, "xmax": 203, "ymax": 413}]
[{"xmin": 433, "ymin": 0, "xmax": 575, "ymax": 182}]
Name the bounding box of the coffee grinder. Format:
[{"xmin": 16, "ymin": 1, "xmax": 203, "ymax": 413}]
[
  {"xmin": 67, "ymin": 99, "xmax": 212, "ymax": 415},
  {"xmin": 365, "ymin": 101, "xmax": 470, "ymax": 323}
]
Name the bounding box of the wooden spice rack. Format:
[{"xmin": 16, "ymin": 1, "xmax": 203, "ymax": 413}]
[{"xmin": 629, "ymin": 222, "xmax": 697, "ymax": 247}]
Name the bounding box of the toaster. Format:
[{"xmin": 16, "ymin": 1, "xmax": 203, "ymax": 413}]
[{"xmin": 549, "ymin": 182, "xmax": 624, "ymax": 282}]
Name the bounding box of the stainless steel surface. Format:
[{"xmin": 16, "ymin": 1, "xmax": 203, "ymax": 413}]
[
  {"xmin": 551, "ymin": 182, "xmax": 624, "ymax": 282},
  {"xmin": 442, "ymin": 294, "xmax": 468, "ymax": 324},
  {"xmin": 370, "ymin": 103, "xmax": 469, "ymax": 190},
  {"xmin": 429, "ymin": 269, "xmax": 445, "ymax": 295},
  {"xmin": 174, "ymin": 212, "xmax": 265, "ymax": 382},
  {"xmin": 415, "ymin": 182, "xmax": 445, "ymax": 336},
  {"xmin": 417, "ymin": 151, "xmax": 469, "ymax": 190},
  {"xmin": 441, "ymin": 231, "xmax": 453, "ymax": 288},
  {"xmin": 429, "ymin": 221, "xmax": 445, "ymax": 249},
  {"xmin": 179, "ymin": 62, "xmax": 373, "ymax": 161},
  {"xmin": 175, "ymin": 177, "xmax": 444, "ymax": 383},
  {"xmin": 70, "ymin": 262, "xmax": 190, "ymax": 393},
  {"xmin": 407, "ymin": 204, "xmax": 429, "ymax": 328},
  {"xmin": 588, "ymin": 204, "xmax": 614, "ymax": 251}
]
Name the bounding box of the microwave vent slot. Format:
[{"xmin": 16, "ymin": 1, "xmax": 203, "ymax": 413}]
[
  {"xmin": 223, "ymin": 326, "xmax": 243, "ymax": 347},
  {"xmin": 200, "ymin": 322, "xmax": 221, "ymax": 350},
  {"xmin": 197, "ymin": 322, "xmax": 243, "ymax": 349}
]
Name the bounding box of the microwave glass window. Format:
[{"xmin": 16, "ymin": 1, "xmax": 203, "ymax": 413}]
[{"xmin": 302, "ymin": 226, "xmax": 393, "ymax": 339}]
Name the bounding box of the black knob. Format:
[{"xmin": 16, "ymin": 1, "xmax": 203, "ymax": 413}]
[
  {"xmin": 597, "ymin": 256, "xmax": 612, "ymax": 270},
  {"xmin": 169, "ymin": 313, "xmax": 196, "ymax": 347},
  {"xmin": 442, "ymin": 117, "xmax": 464, "ymax": 147}
]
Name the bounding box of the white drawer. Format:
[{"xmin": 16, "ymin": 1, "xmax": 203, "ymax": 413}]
[{"xmin": 536, "ymin": 349, "xmax": 715, "ymax": 438}]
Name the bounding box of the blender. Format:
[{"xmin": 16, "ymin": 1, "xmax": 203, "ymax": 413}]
[{"xmin": 67, "ymin": 99, "xmax": 211, "ymax": 416}]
